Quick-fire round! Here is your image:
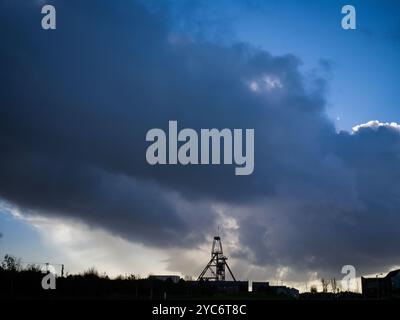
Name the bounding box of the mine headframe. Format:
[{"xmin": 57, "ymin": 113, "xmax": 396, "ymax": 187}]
[{"xmin": 197, "ymin": 235, "xmax": 236, "ymax": 281}]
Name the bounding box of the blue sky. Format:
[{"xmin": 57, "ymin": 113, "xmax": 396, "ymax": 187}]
[
  {"xmin": 0, "ymin": 208, "xmax": 43, "ymax": 260},
  {"xmin": 1, "ymin": 0, "xmax": 400, "ymax": 288},
  {"xmin": 241, "ymin": 0, "xmax": 400, "ymax": 130},
  {"xmin": 166, "ymin": 0, "xmax": 400, "ymax": 130}
]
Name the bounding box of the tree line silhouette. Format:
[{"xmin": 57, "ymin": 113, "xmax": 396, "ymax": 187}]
[{"xmin": 0, "ymin": 254, "xmax": 365, "ymax": 300}]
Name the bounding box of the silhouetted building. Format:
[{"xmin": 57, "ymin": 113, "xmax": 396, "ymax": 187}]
[
  {"xmin": 362, "ymin": 269, "xmax": 400, "ymax": 299},
  {"xmin": 271, "ymin": 286, "xmax": 300, "ymax": 298},
  {"xmin": 214, "ymin": 280, "xmax": 248, "ymax": 293},
  {"xmin": 252, "ymin": 282, "xmax": 299, "ymax": 298},
  {"xmin": 194, "ymin": 280, "xmax": 248, "ymax": 293},
  {"xmin": 252, "ymin": 281, "xmax": 270, "ymax": 293},
  {"xmin": 149, "ymin": 275, "xmax": 181, "ymax": 283}
]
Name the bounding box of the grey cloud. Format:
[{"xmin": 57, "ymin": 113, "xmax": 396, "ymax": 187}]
[{"xmin": 235, "ymin": 124, "xmax": 400, "ymax": 277}]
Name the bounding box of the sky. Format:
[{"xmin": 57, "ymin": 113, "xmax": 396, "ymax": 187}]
[{"xmin": 0, "ymin": 0, "xmax": 400, "ymax": 291}]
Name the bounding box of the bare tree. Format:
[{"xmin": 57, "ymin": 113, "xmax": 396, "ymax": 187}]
[
  {"xmin": 331, "ymin": 278, "xmax": 339, "ymax": 294},
  {"xmin": 1, "ymin": 254, "xmax": 21, "ymax": 271},
  {"xmin": 83, "ymin": 267, "xmax": 99, "ymax": 277},
  {"xmin": 310, "ymin": 285, "xmax": 318, "ymax": 294},
  {"xmin": 26, "ymin": 264, "xmax": 41, "ymax": 272},
  {"xmin": 127, "ymin": 274, "xmax": 139, "ymax": 280},
  {"xmin": 321, "ymin": 278, "xmax": 329, "ymax": 293}
]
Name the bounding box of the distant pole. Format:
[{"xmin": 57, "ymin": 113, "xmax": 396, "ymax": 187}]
[{"xmin": 376, "ymin": 273, "xmax": 383, "ymax": 299}]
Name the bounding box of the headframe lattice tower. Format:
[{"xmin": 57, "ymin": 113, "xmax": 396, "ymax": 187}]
[{"xmin": 197, "ymin": 235, "xmax": 236, "ymax": 281}]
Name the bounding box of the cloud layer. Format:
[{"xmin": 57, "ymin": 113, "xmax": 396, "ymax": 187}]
[{"xmin": 1, "ymin": 0, "xmax": 399, "ymax": 280}]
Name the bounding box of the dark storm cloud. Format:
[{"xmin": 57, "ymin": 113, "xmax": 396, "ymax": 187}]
[
  {"xmin": 235, "ymin": 123, "xmax": 400, "ymax": 276},
  {"xmin": 1, "ymin": 0, "xmax": 399, "ymax": 277}
]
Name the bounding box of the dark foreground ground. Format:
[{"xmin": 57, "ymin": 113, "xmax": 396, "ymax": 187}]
[
  {"xmin": 0, "ymin": 267, "xmax": 360, "ymax": 300},
  {"xmin": 2, "ymin": 262, "xmax": 400, "ymax": 319}
]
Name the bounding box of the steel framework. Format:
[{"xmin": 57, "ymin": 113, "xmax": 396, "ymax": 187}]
[{"xmin": 197, "ymin": 235, "xmax": 236, "ymax": 281}]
